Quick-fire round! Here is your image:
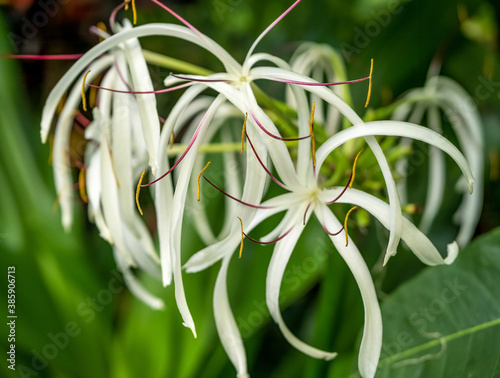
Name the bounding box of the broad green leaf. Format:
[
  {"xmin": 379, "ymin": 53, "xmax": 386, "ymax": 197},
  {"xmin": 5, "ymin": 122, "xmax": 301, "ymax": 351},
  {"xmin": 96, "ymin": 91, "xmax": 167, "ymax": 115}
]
[{"xmin": 372, "ymin": 228, "xmax": 500, "ymax": 377}]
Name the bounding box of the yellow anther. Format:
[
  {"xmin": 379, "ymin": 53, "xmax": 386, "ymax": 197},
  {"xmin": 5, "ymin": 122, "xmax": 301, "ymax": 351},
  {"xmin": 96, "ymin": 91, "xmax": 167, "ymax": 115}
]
[
  {"xmin": 241, "ymin": 113, "xmax": 248, "ymax": 154},
  {"xmin": 237, "ymin": 217, "xmax": 244, "ymax": 258},
  {"xmin": 197, "ymin": 161, "xmax": 211, "ymax": 201},
  {"xmin": 97, "ymin": 21, "xmax": 107, "ymax": 42},
  {"xmin": 78, "ymin": 167, "xmax": 89, "ymax": 203},
  {"xmin": 131, "ymin": 0, "xmax": 137, "ymax": 25},
  {"xmin": 89, "ymin": 79, "xmax": 98, "ymax": 108},
  {"xmin": 309, "ymin": 103, "xmax": 316, "ymax": 168},
  {"xmin": 124, "ymin": 0, "xmax": 129, "ymax": 10},
  {"xmin": 350, "ymin": 148, "xmax": 364, "ymax": 189},
  {"xmin": 81, "ymin": 70, "xmax": 91, "ymax": 111},
  {"xmin": 170, "ymin": 132, "xmax": 175, "ymax": 148},
  {"xmin": 136, "ymin": 170, "xmax": 146, "ymax": 216},
  {"xmin": 344, "ymin": 206, "xmax": 358, "ymax": 246},
  {"xmin": 364, "ymin": 58, "xmax": 373, "ymax": 108},
  {"xmin": 57, "ymin": 92, "xmax": 67, "ymax": 115}
]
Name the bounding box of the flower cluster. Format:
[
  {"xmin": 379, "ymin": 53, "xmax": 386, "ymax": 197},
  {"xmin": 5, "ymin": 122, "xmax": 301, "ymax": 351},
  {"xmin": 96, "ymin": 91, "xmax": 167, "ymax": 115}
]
[{"xmin": 39, "ymin": 1, "xmax": 479, "ymax": 377}]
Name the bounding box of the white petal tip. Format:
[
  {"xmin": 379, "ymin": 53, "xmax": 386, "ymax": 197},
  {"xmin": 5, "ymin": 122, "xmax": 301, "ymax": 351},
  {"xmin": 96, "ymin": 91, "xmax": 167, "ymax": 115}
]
[
  {"xmin": 152, "ymin": 300, "xmax": 165, "ymax": 310},
  {"xmin": 324, "ymin": 352, "xmax": 338, "ymax": 361},
  {"xmin": 182, "ymin": 322, "xmax": 197, "ymax": 338},
  {"xmin": 467, "ymin": 181, "xmax": 474, "ymax": 195},
  {"xmin": 444, "ymin": 241, "xmax": 459, "ymax": 264},
  {"xmin": 162, "ymin": 275, "xmax": 172, "ymax": 287}
]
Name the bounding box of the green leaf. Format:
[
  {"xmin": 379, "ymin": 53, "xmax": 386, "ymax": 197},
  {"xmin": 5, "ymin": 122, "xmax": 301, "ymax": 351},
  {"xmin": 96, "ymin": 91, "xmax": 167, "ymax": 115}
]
[{"xmin": 373, "ymin": 228, "xmax": 500, "ymax": 377}]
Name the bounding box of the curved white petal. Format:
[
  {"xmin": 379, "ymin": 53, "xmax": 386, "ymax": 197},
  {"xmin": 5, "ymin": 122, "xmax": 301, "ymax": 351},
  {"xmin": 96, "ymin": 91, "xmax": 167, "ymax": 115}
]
[
  {"xmin": 41, "ymin": 23, "xmax": 241, "ymax": 142},
  {"xmin": 266, "ymin": 205, "xmax": 338, "ymax": 360},
  {"xmin": 52, "ymin": 55, "xmax": 114, "ymax": 230},
  {"xmin": 122, "ymin": 20, "xmax": 160, "ymax": 175},
  {"xmin": 319, "ymin": 188, "xmax": 458, "ymax": 266},
  {"xmin": 315, "ymin": 204, "xmax": 381, "ymax": 378},
  {"xmin": 214, "ymin": 255, "xmax": 248, "ymax": 378}
]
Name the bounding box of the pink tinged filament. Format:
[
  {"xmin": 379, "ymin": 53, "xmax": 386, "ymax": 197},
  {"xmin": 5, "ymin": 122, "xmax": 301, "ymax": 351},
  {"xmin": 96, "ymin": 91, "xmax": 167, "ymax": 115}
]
[
  {"xmin": 170, "ymin": 74, "xmax": 232, "ymax": 83},
  {"xmin": 87, "ymin": 82, "xmax": 192, "ymax": 95},
  {"xmin": 322, "ymin": 223, "xmax": 344, "ymax": 236},
  {"xmin": 1, "ymin": 54, "xmax": 83, "ymax": 60},
  {"xmin": 269, "ymin": 76, "xmax": 370, "ymax": 87},
  {"xmin": 243, "ymin": 226, "xmax": 294, "ymax": 245},
  {"xmin": 245, "ymin": 131, "xmax": 288, "ymax": 190},
  {"xmin": 249, "ymin": 109, "xmax": 311, "ymax": 142},
  {"xmin": 324, "ymin": 173, "xmax": 353, "ymax": 205},
  {"xmin": 109, "ymin": 2, "xmax": 127, "ymax": 27},
  {"xmin": 142, "ymin": 105, "xmax": 215, "ymax": 187},
  {"xmin": 150, "ymin": 0, "xmax": 203, "ymax": 37},
  {"xmin": 202, "ymin": 176, "xmax": 272, "ymax": 210}
]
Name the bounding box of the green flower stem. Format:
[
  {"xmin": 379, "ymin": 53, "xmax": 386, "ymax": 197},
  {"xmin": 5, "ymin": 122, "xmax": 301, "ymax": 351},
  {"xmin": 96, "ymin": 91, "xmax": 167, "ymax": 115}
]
[{"xmin": 142, "ymin": 49, "xmax": 212, "ymax": 76}]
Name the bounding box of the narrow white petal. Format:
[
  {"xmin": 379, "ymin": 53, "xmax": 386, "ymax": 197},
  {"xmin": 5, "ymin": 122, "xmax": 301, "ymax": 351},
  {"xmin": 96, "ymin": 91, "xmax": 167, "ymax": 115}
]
[
  {"xmin": 266, "ymin": 206, "xmax": 338, "ymax": 360},
  {"xmin": 52, "ymin": 55, "xmax": 114, "ymax": 230},
  {"xmin": 214, "ymin": 255, "xmax": 248, "ymax": 377},
  {"xmin": 315, "ymin": 204, "xmax": 381, "ymax": 378},
  {"xmin": 320, "ymin": 188, "xmax": 457, "ymax": 266},
  {"xmin": 41, "ymin": 23, "xmax": 241, "ymax": 142}
]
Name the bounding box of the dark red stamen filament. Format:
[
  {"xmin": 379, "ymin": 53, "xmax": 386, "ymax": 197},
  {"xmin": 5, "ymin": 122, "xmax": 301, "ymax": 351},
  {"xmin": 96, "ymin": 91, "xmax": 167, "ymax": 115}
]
[
  {"xmin": 325, "ymin": 173, "xmax": 353, "ymax": 205},
  {"xmin": 243, "ymin": 226, "xmax": 294, "ymax": 245},
  {"xmin": 202, "ymin": 176, "xmax": 272, "ymax": 209},
  {"xmin": 245, "ymin": 131, "xmax": 288, "ymax": 190}
]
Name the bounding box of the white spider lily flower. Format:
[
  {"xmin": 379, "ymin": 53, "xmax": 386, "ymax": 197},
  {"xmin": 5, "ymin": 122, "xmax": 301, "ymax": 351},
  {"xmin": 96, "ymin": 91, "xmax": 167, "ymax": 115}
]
[
  {"xmin": 187, "ymin": 112, "xmax": 474, "ymax": 377},
  {"xmin": 392, "ymin": 75, "xmax": 484, "ymax": 247}
]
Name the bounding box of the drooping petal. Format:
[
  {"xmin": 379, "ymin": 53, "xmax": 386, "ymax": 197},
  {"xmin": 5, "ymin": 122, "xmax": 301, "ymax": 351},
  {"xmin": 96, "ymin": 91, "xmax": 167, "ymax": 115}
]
[
  {"xmin": 52, "ymin": 55, "xmax": 114, "ymax": 230},
  {"xmin": 319, "ymin": 188, "xmax": 458, "ymax": 265},
  {"xmin": 122, "ymin": 20, "xmax": 160, "ymax": 175},
  {"xmin": 41, "ymin": 23, "xmax": 241, "ymax": 142},
  {"xmin": 266, "ymin": 204, "xmax": 338, "ymax": 360},
  {"xmin": 214, "ymin": 255, "xmax": 249, "ymax": 378},
  {"xmin": 314, "ymin": 204, "xmax": 381, "ymax": 378}
]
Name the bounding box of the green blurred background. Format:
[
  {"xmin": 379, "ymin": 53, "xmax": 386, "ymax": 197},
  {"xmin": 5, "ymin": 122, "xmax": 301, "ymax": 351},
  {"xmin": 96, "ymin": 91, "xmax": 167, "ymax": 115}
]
[{"xmin": 1, "ymin": 0, "xmax": 499, "ymax": 377}]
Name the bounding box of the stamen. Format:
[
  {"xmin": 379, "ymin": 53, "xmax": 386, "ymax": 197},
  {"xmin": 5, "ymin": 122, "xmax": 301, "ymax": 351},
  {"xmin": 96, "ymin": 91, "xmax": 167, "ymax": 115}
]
[
  {"xmin": 170, "ymin": 132, "xmax": 175, "ymax": 147},
  {"xmin": 142, "ymin": 113, "xmax": 204, "ymax": 187},
  {"xmin": 0, "ymin": 54, "xmax": 83, "ymax": 60},
  {"xmin": 136, "ymin": 170, "xmax": 146, "ymax": 216},
  {"xmin": 350, "ymin": 149, "xmax": 363, "ymax": 189},
  {"xmin": 57, "ymin": 92, "xmax": 67, "ymax": 115},
  {"xmin": 171, "ymin": 74, "xmax": 232, "ymax": 83},
  {"xmin": 309, "ymin": 102, "xmax": 316, "ymax": 169},
  {"xmin": 75, "ymin": 113, "xmax": 91, "ymax": 128},
  {"xmin": 249, "ymin": 110, "xmax": 311, "ymax": 142},
  {"xmin": 110, "ymin": 2, "xmax": 127, "ymax": 27},
  {"xmin": 322, "ymin": 223, "xmax": 344, "ymax": 236},
  {"xmin": 151, "ymin": 0, "xmax": 203, "ymax": 36},
  {"xmin": 89, "ymin": 78, "xmax": 99, "ymax": 108},
  {"xmin": 241, "ymin": 113, "xmax": 247, "ymax": 154},
  {"xmin": 325, "ymin": 172, "xmax": 352, "ymax": 205},
  {"xmin": 96, "ymin": 22, "xmax": 108, "ymax": 43},
  {"xmin": 131, "ymin": 0, "xmax": 137, "ymax": 25},
  {"xmin": 271, "ymin": 76, "xmax": 370, "ymax": 87},
  {"xmin": 197, "ymin": 161, "xmax": 211, "ymax": 201},
  {"xmin": 303, "ymin": 202, "xmax": 312, "ymax": 225},
  {"xmin": 246, "ymin": 0, "xmax": 302, "ymax": 59},
  {"xmin": 364, "ymin": 58, "xmax": 374, "ymax": 108},
  {"xmin": 78, "ymin": 167, "xmax": 89, "ymax": 203},
  {"xmin": 243, "ymin": 226, "xmax": 294, "ymax": 245},
  {"xmin": 344, "ymin": 206, "xmax": 358, "ymax": 246},
  {"xmin": 81, "ymin": 70, "xmax": 91, "ymax": 112},
  {"xmin": 87, "ymin": 81, "xmax": 192, "ymax": 95},
  {"xmin": 237, "ymin": 217, "xmax": 244, "ymax": 258},
  {"xmin": 125, "ymin": 0, "xmax": 130, "ymax": 10},
  {"xmin": 203, "ymin": 176, "xmax": 271, "ymax": 209},
  {"xmin": 245, "ymin": 130, "xmax": 288, "ymax": 190}
]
